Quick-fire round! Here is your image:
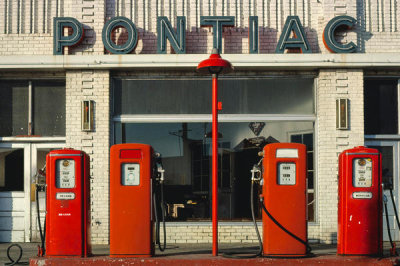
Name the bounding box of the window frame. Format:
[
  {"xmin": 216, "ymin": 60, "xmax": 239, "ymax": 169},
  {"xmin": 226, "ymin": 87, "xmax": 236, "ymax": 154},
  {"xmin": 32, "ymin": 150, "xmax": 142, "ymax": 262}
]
[
  {"xmin": 0, "ymin": 78, "xmax": 66, "ymax": 138},
  {"xmin": 111, "ymin": 75, "xmax": 317, "ymax": 222}
]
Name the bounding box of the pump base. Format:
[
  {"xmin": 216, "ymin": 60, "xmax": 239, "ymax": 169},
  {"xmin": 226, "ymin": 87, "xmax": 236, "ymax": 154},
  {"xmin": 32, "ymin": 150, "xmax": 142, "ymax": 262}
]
[
  {"xmin": 30, "ymin": 254, "xmax": 397, "ymax": 266},
  {"xmin": 262, "ymin": 253, "xmax": 309, "ymax": 258},
  {"xmin": 110, "ymin": 254, "xmax": 153, "ymax": 258}
]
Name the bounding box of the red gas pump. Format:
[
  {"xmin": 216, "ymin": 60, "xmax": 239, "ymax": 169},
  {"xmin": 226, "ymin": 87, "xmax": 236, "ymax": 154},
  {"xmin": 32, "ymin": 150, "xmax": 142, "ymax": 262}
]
[
  {"xmin": 110, "ymin": 143, "xmax": 166, "ymax": 258},
  {"xmin": 44, "ymin": 148, "xmax": 91, "ymax": 257},
  {"xmin": 338, "ymin": 146, "xmax": 382, "ymax": 256},
  {"xmin": 261, "ymin": 143, "xmax": 309, "ymax": 257}
]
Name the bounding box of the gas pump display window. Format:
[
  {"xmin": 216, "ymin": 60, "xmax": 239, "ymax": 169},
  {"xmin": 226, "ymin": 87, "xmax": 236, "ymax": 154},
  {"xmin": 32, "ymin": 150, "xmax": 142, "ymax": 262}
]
[
  {"xmin": 121, "ymin": 163, "xmax": 140, "ymax": 186},
  {"xmin": 353, "ymin": 158, "xmax": 372, "ymax": 187},
  {"xmin": 277, "ymin": 163, "xmax": 296, "ymax": 185},
  {"xmin": 55, "ymin": 159, "xmax": 75, "ymax": 188}
]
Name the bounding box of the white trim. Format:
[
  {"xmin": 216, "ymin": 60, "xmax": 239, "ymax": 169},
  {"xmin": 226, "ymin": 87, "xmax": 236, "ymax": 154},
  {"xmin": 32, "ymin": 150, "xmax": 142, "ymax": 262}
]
[
  {"xmin": 1, "ymin": 53, "xmax": 400, "ymax": 70},
  {"xmin": 398, "ymin": 79, "xmax": 400, "ymax": 135},
  {"xmin": 28, "ymin": 81, "xmax": 33, "ymax": 135},
  {"xmin": 365, "ymin": 135, "xmax": 400, "ymax": 140},
  {"xmin": 0, "ymin": 192, "xmax": 25, "ymax": 198},
  {"xmin": 0, "ymin": 137, "xmax": 66, "ymax": 142},
  {"xmin": 24, "ymin": 144, "xmax": 31, "ymax": 242},
  {"xmin": 114, "ymin": 114, "xmax": 316, "ymax": 123}
]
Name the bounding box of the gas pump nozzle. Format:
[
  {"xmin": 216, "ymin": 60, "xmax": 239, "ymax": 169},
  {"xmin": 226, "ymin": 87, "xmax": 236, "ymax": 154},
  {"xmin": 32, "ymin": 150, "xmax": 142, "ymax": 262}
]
[
  {"xmin": 35, "ymin": 165, "xmax": 46, "ymax": 191},
  {"xmin": 154, "ymin": 152, "xmax": 165, "ymax": 184},
  {"xmin": 157, "ymin": 167, "xmax": 165, "ymax": 183},
  {"xmin": 251, "ymin": 165, "xmax": 262, "ymax": 183}
]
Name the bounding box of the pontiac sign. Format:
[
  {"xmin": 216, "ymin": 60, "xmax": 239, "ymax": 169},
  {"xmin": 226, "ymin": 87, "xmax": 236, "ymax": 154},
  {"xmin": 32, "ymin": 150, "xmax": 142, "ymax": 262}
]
[{"xmin": 53, "ymin": 15, "xmax": 357, "ymax": 55}]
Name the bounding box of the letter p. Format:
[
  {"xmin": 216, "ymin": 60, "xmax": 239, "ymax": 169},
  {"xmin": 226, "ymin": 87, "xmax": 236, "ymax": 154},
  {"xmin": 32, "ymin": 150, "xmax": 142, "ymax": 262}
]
[{"xmin": 53, "ymin": 17, "xmax": 84, "ymax": 55}]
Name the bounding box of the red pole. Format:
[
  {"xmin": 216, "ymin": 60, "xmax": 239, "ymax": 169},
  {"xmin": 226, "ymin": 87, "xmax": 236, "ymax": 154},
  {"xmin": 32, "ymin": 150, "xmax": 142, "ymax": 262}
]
[{"xmin": 212, "ymin": 73, "xmax": 219, "ymax": 256}]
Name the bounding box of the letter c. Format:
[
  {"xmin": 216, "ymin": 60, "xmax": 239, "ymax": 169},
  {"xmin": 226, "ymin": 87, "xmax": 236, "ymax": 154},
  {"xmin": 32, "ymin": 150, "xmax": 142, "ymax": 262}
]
[{"xmin": 323, "ymin": 16, "xmax": 357, "ymax": 53}]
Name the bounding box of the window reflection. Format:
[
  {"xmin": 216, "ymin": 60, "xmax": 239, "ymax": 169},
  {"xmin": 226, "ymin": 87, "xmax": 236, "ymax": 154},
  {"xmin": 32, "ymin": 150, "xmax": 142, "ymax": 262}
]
[{"xmin": 115, "ymin": 121, "xmax": 314, "ymax": 221}]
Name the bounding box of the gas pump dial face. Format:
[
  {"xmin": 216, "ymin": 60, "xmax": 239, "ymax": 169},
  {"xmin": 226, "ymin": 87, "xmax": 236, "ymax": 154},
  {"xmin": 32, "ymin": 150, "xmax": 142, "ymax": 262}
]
[
  {"xmin": 353, "ymin": 158, "xmax": 372, "ymax": 187},
  {"xmin": 277, "ymin": 162, "xmax": 296, "ymax": 185},
  {"xmin": 55, "ymin": 159, "xmax": 76, "ymax": 188},
  {"xmin": 121, "ymin": 163, "xmax": 140, "ymax": 186}
]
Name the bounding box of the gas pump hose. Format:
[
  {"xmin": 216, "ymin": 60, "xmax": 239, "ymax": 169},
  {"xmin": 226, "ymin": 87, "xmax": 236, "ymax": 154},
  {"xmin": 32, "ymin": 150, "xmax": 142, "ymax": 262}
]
[
  {"xmin": 389, "ymin": 189, "xmax": 400, "ymax": 233},
  {"xmin": 153, "ymin": 181, "xmax": 166, "ymax": 252},
  {"xmin": 384, "ymin": 195, "xmax": 398, "ymax": 256},
  {"xmin": 36, "ymin": 185, "xmax": 46, "ymax": 256},
  {"xmin": 5, "ymin": 244, "xmax": 27, "ymax": 266},
  {"xmin": 260, "ymin": 199, "xmax": 313, "ymax": 258},
  {"xmin": 222, "ymin": 180, "xmax": 263, "ymax": 259}
]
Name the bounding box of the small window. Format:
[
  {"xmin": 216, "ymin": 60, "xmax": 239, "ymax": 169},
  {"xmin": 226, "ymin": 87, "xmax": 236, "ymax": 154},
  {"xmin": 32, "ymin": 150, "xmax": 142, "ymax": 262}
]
[
  {"xmin": 0, "ymin": 149, "xmax": 24, "ymax": 191},
  {"xmin": 364, "ymin": 79, "xmax": 398, "ymax": 135},
  {"xmin": 33, "ymin": 81, "xmax": 66, "ymax": 136},
  {"xmin": 0, "ymin": 81, "xmax": 29, "ymax": 136}
]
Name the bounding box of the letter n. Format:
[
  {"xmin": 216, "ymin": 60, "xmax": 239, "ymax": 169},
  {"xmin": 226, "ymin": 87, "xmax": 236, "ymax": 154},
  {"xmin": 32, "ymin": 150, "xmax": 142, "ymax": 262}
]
[{"xmin": 157, "ymin": 17, "xmax": 186, "ymax": 54}]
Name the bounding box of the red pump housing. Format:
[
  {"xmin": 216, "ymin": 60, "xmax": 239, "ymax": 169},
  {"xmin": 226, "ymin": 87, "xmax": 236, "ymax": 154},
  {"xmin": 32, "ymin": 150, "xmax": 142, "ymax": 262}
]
[
  {"xmin": 338, "ymin": 146, "xmax": 382, "ymax": 256},
  {"xmin": 45, "ymin": 148, "xmax": 91, "ymax": 257},
  {"xmin": 109, "ymin": 143, "xmax": 155, "ymax": 257},
  {"xmin": 262, "ymin": 143, "xmax": 307, "ymax": 257}
]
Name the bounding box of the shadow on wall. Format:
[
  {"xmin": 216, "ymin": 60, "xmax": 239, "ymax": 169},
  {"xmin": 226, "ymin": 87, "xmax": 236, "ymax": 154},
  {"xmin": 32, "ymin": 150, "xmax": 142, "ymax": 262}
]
[
  {"xmin": 69, "ymin": 24, "xmax": 97, "ymax": 55},
  {"xmin": 356, "ymin": 0, "xmax": 373, "ymax": 53}
]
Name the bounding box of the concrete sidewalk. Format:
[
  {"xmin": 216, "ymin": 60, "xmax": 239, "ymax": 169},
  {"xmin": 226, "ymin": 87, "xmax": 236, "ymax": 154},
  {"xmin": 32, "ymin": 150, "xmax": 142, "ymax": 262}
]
[{"xmin": 0, "ymin": 242, "xmax": 399, "ymax": 265}]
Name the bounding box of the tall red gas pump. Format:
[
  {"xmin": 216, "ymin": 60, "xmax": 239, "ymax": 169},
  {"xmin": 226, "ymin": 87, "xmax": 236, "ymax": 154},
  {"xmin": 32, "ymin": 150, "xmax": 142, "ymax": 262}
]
[
  {"xmin": 44, "ymin": 148, "xmax": 91, "ymax": 257},
  {"xmin": 110, "ymin": 143, "xmax": 166, "ymax": 258},
  {"xmin": 261, "ymin": 143, "xmax": 309, "ymax": 257},
  {"xmin": 338, "ymin": 146, "xmax": 382, "ymax": 256}
]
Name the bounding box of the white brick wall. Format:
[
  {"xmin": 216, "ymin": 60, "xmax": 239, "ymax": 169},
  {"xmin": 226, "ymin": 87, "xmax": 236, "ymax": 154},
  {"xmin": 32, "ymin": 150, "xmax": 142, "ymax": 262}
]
[
  {"xmin": 162, "ymin": 223, "xmax": 261, "ymax": 244},
  {"xmin": 316, "ymin": 69, "xmax": 364, "ymax": 243},
  {"xmin": 66, "ymin": 70, "xmax": 110, "ymax": 244}
]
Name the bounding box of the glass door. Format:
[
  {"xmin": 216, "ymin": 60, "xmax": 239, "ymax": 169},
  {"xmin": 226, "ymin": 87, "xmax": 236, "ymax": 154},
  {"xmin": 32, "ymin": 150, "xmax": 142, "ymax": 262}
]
[
  {"xmin": 366, "ymin": 141, "xmax": 399, "ymax": 241},
  {"xmin": 0, "ymin": 143, "xmax": 30, "ymax": 242},
  {"xmin": 0, "ymin": 142, "xmax": 64, "ymax": 243}
]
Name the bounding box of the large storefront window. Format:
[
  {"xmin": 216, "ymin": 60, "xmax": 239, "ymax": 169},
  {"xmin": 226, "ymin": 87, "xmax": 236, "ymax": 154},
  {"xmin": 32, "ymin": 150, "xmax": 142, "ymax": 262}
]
[
  {"xmin": 0, "ymin": 80, "xmax": 66, "ymax": 137},
  {"xmin": 113, "ymin": 76, "xmax": 315, "ymax": 221}
]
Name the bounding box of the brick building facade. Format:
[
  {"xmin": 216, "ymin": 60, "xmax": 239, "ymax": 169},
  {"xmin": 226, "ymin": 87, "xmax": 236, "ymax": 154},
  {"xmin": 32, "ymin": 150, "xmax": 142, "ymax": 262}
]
[{"xmin": 0, "ymin": 0, "xmax": 399, "ymax": 245}]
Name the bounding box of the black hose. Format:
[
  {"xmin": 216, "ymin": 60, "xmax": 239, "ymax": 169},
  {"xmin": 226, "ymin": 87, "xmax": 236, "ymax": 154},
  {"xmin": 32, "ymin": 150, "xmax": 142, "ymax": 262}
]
[
  {"xmin": 260, "ymin": 199, "xmax": 313, "ymax": 257},
  {"xmin": 160, "ymin": 182, "xmax": 166, "ymax": 251},
  {"xmin": 153, "ymin": 182, "xmax": 166, "ymax": 252},
  {"xmin": 384, "ymin": 196, "xmax": 396, "ymax": 253},
  {"xmin": 222, "ymin": 180, "xmax": 263, "ymax": 258},
  {"xmin": 36, "ymin": 186, "xmax": 45, "ymax": 256},
  {"xmin": 389, "ymin": 189, "xmax": 400, "ymax": 230},
  {"xmin": 5, "ymin": 244, "xmax": 23, "ymax": 266}
]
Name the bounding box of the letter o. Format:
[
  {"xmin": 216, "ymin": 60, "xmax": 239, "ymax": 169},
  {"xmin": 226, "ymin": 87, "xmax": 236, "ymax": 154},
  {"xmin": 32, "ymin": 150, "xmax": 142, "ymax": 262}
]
[{"xmin": 102, "ymin": 16, "xmax": 138, "ymax": 54}]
